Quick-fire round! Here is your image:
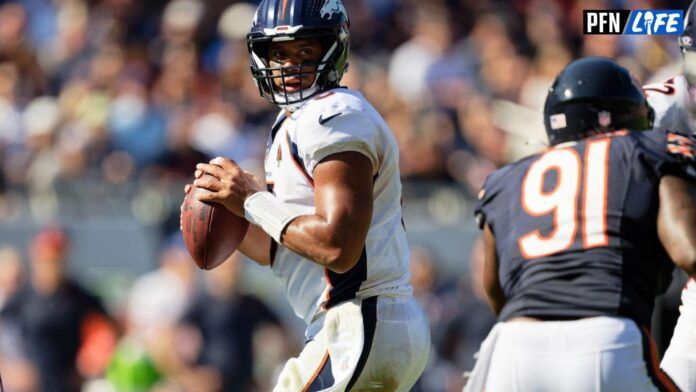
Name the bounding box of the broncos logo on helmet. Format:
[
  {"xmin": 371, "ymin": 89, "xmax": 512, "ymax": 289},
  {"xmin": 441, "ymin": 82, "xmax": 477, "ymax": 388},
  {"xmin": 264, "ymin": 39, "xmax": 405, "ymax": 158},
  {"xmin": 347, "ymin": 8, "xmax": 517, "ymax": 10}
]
[{"xmin": 320, "ymin": 0, "xmax": 346, "ymax": 20}]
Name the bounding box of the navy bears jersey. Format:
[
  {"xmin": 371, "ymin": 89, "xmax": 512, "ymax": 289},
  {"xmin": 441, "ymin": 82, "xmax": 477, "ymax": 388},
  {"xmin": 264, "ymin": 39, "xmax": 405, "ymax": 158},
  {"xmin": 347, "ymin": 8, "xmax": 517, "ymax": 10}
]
[{"xmin": 475, "ymin": 130, "xmax": 696, "ymax": 326}]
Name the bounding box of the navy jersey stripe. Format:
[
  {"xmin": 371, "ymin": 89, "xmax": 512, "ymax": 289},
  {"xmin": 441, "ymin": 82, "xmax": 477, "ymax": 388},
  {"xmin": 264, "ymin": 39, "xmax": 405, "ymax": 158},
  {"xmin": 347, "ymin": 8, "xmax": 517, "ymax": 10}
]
[
  {"xmin": 345, "ymin": 296, "xmax": 378, "ymax": 390},
  {"xmin": 639, "ymin": 326, "xmax": 680, "ymax": 392},
  {"xmin": 269, "ymin": 240, "xmax": 278, "ymax": 267},
  {"xmin": 270, "ymin": 114, "xmax": 286, "ymax": 143},
  {"xmin": 267, "ymin": 176, "xmax": 277, "ymax": 267},
  {"xmin": 268, "ymin": 114, "xmax": 288, "ymax": 148},
  {"xmin": 304, "ymin": 351, "xmax": 335, "ymax": 391},
  {"xmin": 265, "ymin": 114, "xmax": 286, "ymax": 164},
  {"xmin": 325, "ymin": 248, "xmax": 367, "ymax": 309},
  {"xmin": 286, "ymin": 133, "xmax": 315, "ymax": 187}
]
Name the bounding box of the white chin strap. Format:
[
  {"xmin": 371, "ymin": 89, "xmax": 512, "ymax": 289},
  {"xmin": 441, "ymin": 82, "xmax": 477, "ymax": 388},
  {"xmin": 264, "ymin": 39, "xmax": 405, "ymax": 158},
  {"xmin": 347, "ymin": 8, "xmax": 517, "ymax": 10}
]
[{"xmin": 274, "ymin": 85, "xmax": 321, "ymax": 112}]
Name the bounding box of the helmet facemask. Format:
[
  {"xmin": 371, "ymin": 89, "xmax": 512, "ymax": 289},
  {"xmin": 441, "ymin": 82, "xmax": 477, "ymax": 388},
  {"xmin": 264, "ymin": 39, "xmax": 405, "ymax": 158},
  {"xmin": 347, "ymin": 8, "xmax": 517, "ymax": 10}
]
[{"xmin": 248, "ymin": 27, "xmax": 348, "ymax": 111}]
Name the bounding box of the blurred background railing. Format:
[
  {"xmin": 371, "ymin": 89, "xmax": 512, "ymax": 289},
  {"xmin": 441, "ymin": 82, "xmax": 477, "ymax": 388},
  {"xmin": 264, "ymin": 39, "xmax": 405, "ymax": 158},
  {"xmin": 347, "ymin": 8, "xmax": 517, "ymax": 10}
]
[{"xmin": 0, "ymin": 179, "xmax": 481, "ymax": 310}]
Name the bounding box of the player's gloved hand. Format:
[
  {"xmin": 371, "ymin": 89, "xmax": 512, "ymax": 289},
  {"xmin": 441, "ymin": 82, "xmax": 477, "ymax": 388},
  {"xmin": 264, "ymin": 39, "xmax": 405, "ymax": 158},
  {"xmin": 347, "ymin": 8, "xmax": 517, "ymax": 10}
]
[{"xmin": 193, "ymin": 157, "xmax": 262, "ymax": 217}]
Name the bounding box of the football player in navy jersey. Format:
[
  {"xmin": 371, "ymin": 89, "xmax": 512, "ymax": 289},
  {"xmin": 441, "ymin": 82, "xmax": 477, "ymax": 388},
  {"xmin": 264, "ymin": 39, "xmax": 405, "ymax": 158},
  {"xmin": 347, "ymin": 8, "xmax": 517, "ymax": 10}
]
[{"xmin": 464, "ymin": 57, "xmax": 696, "ymax": 392}]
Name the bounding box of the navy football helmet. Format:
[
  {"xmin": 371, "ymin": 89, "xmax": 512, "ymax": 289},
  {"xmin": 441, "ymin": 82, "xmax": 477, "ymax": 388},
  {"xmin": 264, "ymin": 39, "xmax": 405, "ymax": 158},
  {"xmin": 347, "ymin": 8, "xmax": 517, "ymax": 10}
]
[
  {"xmin": 247, "ymin": 0, "xmax": 350, "ymax": 110},
  {"xmin": 544, "ymin": 57, "xmax": 654, "ymax": 146}
]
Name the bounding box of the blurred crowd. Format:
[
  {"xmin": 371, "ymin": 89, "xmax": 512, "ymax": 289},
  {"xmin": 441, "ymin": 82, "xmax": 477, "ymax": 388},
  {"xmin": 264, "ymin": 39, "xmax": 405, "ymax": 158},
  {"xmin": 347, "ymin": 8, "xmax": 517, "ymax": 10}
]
[
  {"xmin": 0, "ymin": 226, "xmax": 495, "ymax": 391},
  {"xmin": 0, "ymin": 0, "xmax": 690, "ymax": 390},
  {"xmin": 0, "ymin": 0, "xmax": 687, "ymax": 224},
  {"xmin": 0, "ymin": 228, "xmax": 291, "ymax": 391}
]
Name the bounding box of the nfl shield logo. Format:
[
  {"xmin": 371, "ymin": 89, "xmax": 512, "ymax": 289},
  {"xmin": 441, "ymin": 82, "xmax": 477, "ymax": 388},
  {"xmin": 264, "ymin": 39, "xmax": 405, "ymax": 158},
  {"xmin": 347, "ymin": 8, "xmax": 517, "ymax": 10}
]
[
  {"xmin": 550, "ymin": 114, "xmax": 567, "ymax": 130},
  {"xmin": 598, "ymin": 111, "xmax": 612, "ymax": 127}
]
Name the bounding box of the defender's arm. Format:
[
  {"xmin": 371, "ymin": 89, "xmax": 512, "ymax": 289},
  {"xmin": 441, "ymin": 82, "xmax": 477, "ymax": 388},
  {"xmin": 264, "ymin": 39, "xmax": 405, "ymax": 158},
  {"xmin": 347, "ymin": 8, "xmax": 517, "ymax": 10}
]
[
  {"xmin": 482, "ymin": 224, "xmax": 506, "ymax": 315},
  {"xmin": 658, "ymin": 175, "xmax": 696, "ymax": 277}
]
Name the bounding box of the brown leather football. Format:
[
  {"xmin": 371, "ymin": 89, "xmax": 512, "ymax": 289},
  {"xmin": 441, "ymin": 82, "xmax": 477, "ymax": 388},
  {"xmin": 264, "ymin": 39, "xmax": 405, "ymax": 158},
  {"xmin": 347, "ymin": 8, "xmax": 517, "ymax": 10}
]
[{"xmin": 181, "ymin": 184, "xmax": 249, "ymax": 270}]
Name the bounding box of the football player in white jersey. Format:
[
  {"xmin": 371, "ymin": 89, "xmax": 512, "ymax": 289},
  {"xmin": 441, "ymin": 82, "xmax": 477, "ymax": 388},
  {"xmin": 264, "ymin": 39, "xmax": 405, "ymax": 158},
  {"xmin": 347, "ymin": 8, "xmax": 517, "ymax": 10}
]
[
  {"xmin": 187, "ymin": 0, "xmax": 430, "ymax": 390},
  {"xmin": 645, "ymin": 2, "xmax": 696, "ymax": 391},
  {"xmin": 645, "ymin": 2, "xmax": 696, "ymax": 136}
]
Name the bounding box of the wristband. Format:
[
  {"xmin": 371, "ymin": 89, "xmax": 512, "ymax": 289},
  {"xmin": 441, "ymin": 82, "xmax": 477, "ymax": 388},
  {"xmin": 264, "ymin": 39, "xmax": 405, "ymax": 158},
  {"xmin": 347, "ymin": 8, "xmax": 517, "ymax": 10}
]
[{"xmin": 244, "ymin": 192, "xmax": 304, "ymax": 242}]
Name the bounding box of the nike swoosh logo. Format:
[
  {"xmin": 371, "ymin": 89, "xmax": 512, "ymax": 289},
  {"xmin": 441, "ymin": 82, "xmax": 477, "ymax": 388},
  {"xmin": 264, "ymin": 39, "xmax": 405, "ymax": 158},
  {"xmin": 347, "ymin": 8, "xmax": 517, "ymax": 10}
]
[{"xmin": 318, "ymin": 112, "xmax": 342, "ymax": 125}]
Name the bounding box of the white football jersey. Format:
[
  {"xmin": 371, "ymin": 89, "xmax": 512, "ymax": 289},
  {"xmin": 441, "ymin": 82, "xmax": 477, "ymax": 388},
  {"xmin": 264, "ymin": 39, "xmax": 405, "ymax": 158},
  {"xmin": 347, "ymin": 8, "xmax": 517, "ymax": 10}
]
[
  {"xmin": 264, "ymin": 88, "xmax": 412, "ymax": 336},
  {"xmin": 644, "ymin": 75, "xmax": 696, "ymax": 134},
  {"xmin": 661, "ymin": 277, "xmax": 696, "ymax": 391}
]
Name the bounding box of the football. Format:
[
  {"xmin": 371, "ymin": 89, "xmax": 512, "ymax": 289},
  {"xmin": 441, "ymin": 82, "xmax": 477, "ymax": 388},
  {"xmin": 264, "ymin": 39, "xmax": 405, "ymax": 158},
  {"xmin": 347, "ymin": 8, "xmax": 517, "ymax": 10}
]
[{"xmin": 181, "ymin": 183, "xmax": 249, "ymax": 270}]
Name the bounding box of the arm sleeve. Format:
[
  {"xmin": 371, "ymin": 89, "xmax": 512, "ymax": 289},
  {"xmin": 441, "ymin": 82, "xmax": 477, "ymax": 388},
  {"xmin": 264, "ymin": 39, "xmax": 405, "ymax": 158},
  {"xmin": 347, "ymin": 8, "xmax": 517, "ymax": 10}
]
[
  {"xmin": 640, "ymin": 130, "xmax": 696, "ymax": 182},
  {"xmin": 298, "ymin": 110, "xmax": 380, "ymax": 176}
]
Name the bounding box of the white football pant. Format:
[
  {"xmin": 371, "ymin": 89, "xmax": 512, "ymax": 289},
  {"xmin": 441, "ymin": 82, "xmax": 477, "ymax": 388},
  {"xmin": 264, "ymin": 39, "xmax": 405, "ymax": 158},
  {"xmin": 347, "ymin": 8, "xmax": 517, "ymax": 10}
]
[
  {"xmin": 466, "ymin": 316, "xmax": 679, "ymax": 392},
  {"xmin": 273, "ymin": 296, "xmax": 430, "ymax": 391},
  {"xmin": 661, "ymin": 283, "xmax": 696, "ymax": 392}
]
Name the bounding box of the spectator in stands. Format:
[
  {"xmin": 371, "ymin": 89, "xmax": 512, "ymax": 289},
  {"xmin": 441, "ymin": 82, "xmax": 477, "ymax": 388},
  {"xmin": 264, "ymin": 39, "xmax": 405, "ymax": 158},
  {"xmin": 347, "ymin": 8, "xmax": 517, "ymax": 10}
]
[
  {"xmin": 176, "ymin": 252, "xmax": 287, "ymax": 392},
  {"xmin": 437, "ymin": 237, "xmax": 496, "ymax": 385},
  {"xmin": 0, "ymin": 3, "xmax": 46, "ymax": 103},
  {"xmin": 125, "ymin": 237, "xmax": 196, "ymax": 353},
  {"xmin": 0, "ymin": 227, "xmax": 113, "ymax": 392},
  {"xmin": 0, "ymin": 246, "xmax": 37, "ymax": 392},
  {"xmin": 0, "ymin": 246, "xmax": 23, "ymax": 309},
  {"xmin": 388, "ymin": 4, "xmax": 454, "ymax": 106},
  {"xmin": 101, "ymin": 238, "xmax": 199, "ymax": 392}
]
